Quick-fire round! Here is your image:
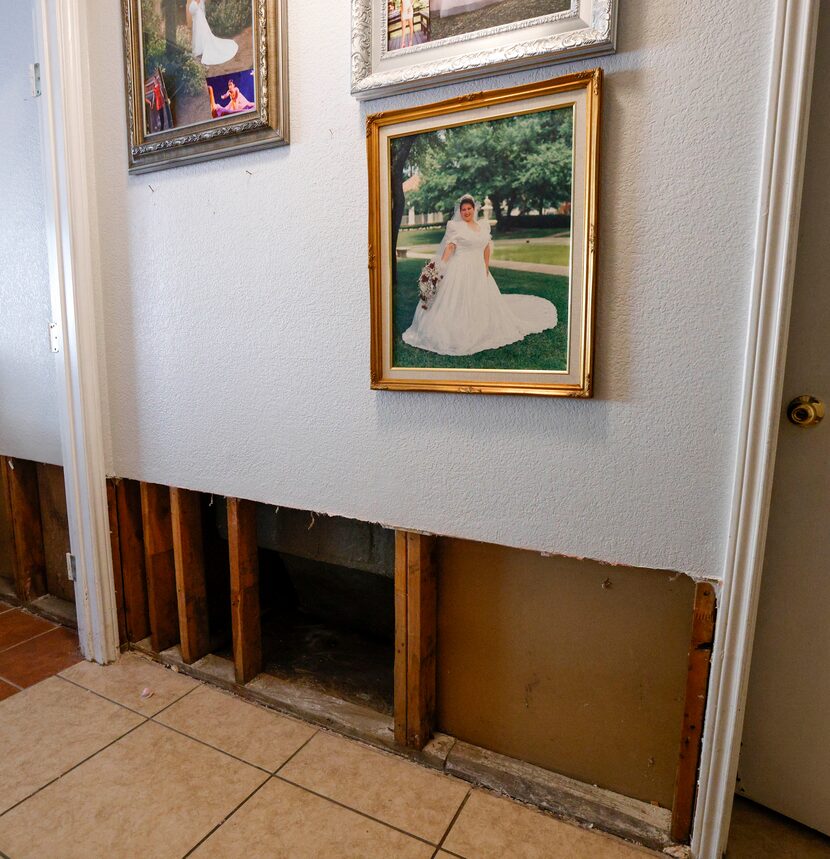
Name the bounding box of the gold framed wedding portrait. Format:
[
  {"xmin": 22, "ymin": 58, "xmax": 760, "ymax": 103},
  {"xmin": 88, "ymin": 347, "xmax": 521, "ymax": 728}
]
[
  {"xmin": 122, "ymin": 0, "xmax": 288, "ymax": 173},
  {"xmin": 367, "ymin": 69, "xmax": 601, "ymax": 397}
]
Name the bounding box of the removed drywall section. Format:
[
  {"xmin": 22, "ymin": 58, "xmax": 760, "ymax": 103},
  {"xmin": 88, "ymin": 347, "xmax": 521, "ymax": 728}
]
[{"xmin": 436, "ymin": 538, "xmax": 695, "ymax": 808}]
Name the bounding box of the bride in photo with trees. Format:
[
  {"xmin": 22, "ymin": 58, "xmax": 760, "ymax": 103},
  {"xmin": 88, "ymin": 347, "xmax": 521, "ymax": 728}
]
[
  {"xmin": 402, "ymin": 195, "xmax": 557, "ymax": 355},
  {"xmin": 391, "ymin": 108, "xmax": 573, "ymax": 366}
]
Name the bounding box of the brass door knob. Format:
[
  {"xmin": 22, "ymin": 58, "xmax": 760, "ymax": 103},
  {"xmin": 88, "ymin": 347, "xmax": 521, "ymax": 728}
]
[{"xmin": 786, "ymin": 395, "xmax": 825, "ymax": 428}]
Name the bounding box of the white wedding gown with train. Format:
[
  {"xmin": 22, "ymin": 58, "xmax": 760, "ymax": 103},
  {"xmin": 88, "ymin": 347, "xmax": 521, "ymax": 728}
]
[
  {"xmin": 402, "ymin": 218, "xmax": 557, "ymax": 356},
  {"xmin": 190, "ymin": 0, "xmax": 239, "ymax": 67}
]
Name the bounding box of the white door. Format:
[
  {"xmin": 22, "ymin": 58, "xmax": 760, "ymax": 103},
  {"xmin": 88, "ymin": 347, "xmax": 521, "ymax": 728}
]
[{"xmin": 736, "ymin": 5, "xmax": 830, "ymax": 835}]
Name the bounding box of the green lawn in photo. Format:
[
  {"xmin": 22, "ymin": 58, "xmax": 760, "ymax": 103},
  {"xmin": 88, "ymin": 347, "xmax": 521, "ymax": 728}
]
[
  {"xmin": 491, "ymin": 243, "xmax": 570, "ymax": 266},
  {"xmin": 397, "ymin": 228, "xmax": 445, "ymax": 245},
  {"xmin": 392, "ymin": 258, "xmax": 569, "ymax": 371},
  {"xmin": 398, "ymin": 226, "xmax": 569, "ymax": 245}
]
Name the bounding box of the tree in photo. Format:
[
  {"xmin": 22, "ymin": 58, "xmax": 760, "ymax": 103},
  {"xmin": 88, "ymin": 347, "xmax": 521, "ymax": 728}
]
[
  {"xmin": 141, "ymin": 0, "xmax": 205, "ymax": 98},
  {"xmin": 403, "ymin": 110, "xmax": 573, "ymax": 231},
  {"xmin": 205, "ymin": 0, "xmax": 251, "ymax": 37}
]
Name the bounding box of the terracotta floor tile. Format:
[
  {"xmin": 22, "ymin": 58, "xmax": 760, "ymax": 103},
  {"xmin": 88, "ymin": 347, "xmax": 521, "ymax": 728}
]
[
  {"xmin": 443, "ymin": 790, "xmax": 658, "ymax": 859},
  {"xmin": 0, "ymin": 626, "xmax": 81, "ymax": 687},
  {"xmin": 0, "ymin": 675, "xmax": 143, "ymax": 814},
  {"xmin": 0, "ymin": 677, "xmax": 19, "ymax": 700},
  {"xmin": 0, "ymin": 609, "xmax": 55, "ymax": 651},
  {"xmin": 60, "ymin": 651, "xmax": 198, "ymax": 716},
  {"xmin": 0, "ymin": 721, "xmax": 267, "ymax": 859},
  {"xmin": 156, "ymin": 684, "xmax": 317, "ymax": 771},
  {"xmin": 279, "ymin": 731, "xmax": 469, "ymax": 843},
  {"xmin": 192, "ymin": 777, "xmax": 434, "ymax": 859},
  {"xmin": 0, "ymin": 600, "xmax": 14, "ymax": 614}
]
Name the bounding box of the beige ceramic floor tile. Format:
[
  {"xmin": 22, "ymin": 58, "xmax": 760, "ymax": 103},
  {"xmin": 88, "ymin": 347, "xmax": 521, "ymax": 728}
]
[
  {"xmin": 0, "ymin": 676, "xmax": 143, "ymax": 814},
  {"xmin": 0, "ymin": 721, "xmax": 267, "ymax": 859},
  {"xmin": 444, "ymin": 790, "xmax": 658, "ymax": 859},
  {"xmin": 60, "ymin": 651, "xmax": 198, "ymax": 715},
  {"xmin": 193, "ymin": 776, "xmax": 434, "ymax": 859},
  {"xmin": 279, "ymin": 731, "xmax": 468, "ymax": 843},
  {"xmin": 155, "ymin": 684, "xmax": 317, "ymax": 770}
]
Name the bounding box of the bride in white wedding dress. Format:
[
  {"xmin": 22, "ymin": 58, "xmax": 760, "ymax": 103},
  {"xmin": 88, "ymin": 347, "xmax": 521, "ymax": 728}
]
[
  {"xmin": 402, "ymin": 195, "xmax": 558, "ymax": 356},
  {"xmin": 188, "ymin": 0, "xmax": 239, "ymax": 67}
]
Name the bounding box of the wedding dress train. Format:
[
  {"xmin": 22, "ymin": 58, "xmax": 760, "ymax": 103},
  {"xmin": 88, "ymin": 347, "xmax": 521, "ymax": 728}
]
[
  {"xmin": 189, "ymin": 0, "xmax": 239, "ymax": 67},
  {"xmin": 402, "ymin": 218, "xmax": 557, "ymax": 356}
]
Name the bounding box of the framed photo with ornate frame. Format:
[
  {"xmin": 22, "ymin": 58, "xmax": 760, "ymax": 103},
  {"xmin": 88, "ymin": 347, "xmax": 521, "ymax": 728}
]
[
  {"xmin": 122, "ymin": 0, "xmax": 288, "ymax": 174},
  {"xmin": 351, "ymin": 0, "xmax": 615, "ymax": 99},
  {"xmin": 367, "ymin": 69, "xmax": 601, "ymax": 397}
]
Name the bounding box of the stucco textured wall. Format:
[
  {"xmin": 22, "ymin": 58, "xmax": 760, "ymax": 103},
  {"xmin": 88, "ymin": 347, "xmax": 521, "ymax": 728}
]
[
  {"xmin": 86, "ymin": 0, "xmax": 774, "ymax": 579},
  {"xmin": 0, "ymin": 1, "xmax": 62, "ymax": 465}
]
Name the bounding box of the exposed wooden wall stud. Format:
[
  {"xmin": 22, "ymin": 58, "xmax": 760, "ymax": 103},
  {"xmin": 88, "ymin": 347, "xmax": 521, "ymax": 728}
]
[
  {"xmin": 116, "ymin": 479, "xmax": 150, "ymax": 642},
  {"xmin": 106, "ymin": 479, "xmax": 128, "ymax": 644},
  {"xmin": 37, "ymin": 463, "xmax": 74, "ymax": 604},
  {"xmin": 671, "ymin": 581, "xmax": 717, "ymax": 843},
  {"xmin": 394, "ymin": 531, "xmax": 409, "ymax": 745},
  {"xmin": 227, "ymin": 498, "xmax": 262, "ymax": 684},
  {"xmin": 4, "ymin": 457, "xmax": 47, "ymax": 602},
  {"xmin": 0, "ymin": 457, "xmax": 17, "ymax": 586},
  {"xmin": 140, "ymin": 482, "xmax": 179, "ymax": 652},
  {"xmin": 394, "ymin": 530, "xmax": 437, "ymax": 750},
  {"xmin": 170, "ymin": 487, "xmax": 211, "ymax": 664}
]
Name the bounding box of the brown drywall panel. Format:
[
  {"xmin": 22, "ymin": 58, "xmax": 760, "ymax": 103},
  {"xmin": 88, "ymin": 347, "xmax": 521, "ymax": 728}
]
[
  {"xmin": 0, "ymin": 460, "xmax": 15, "ymax": 585},
  {"xmin": 436, "ymin": 538, "xmax": 696, "ymax": 808},
  {"xmin": 36, "ymin": 463, "xmax": 74, "ymax": 603}
]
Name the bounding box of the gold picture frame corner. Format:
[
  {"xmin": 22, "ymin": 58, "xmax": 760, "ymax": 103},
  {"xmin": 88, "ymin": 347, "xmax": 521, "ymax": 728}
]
[{"xmin": 367, "ymin": 71, "xmax": 601, "ymax": 399}]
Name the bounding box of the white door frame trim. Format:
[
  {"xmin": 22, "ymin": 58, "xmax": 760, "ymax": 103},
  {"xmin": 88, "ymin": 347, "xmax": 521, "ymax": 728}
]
[
  {"xmin": 692, "ymin": 2, "xmax": 819, "ymax": 856},
  {"xmin": 35, "ymin": 0, "xmax": 120, "ymax": 664}
]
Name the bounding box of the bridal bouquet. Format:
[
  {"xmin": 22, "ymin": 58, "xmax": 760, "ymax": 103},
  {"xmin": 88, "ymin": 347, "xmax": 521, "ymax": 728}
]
[{"xmin": 418, "ymin": 260, "xmax": 443, "ymax": 309}]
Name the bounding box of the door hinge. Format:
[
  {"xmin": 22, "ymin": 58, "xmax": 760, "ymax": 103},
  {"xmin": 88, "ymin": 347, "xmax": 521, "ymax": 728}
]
[
  {"xmin": 49, "ymin": 322, "xmax": 60, "ymax": 353},
  {"xmin": 66, "ymin": 553, "xmax": 77, "ymax": 582},
  {"xmin": 29, "ymin": 63, "xmax": 41, "ymax": 98}
]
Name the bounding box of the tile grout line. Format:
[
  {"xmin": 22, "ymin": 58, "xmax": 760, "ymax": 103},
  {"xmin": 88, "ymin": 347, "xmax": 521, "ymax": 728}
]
[
  {"xmin": 57, "ymin": 671, "xmax": 199, "ymax": 719},
  {"xmin": 272, "ymin": 730, "xmax": 319, "ymax": 775},
  {"xmin": 4, "ymin": 667, "xmax": 464, "ymax": 854},
  {"xmin": 430, "ymin": 788, "xmax": 472, "ymax": 859},
  {"xmin": 273, "ymin": 772, "xmax": 440, "ymax": 849},
  {"xmin": 0, "ymin": 624, "xmax": 62, "ymax": 655},
  {"xmin": 146, "ymin": 681, "xmax": 201, "ymax": 718},
  {"xmin": 55, "ymin": 674, "xmax": 314, "ymax": 778},
  {"xmin": 180, "ymin": 776, "xmax": 272, "ymax": 859},
  {"xmin": 148, "ymin": 714, "xmax": 273, "ymax": 776},
  {"xmin": 0, "ymin": 674, "xmax": 24, "ymax": 691},
  {"xmin": 0, "ymin": 719, "xmax": 147, "ymax": 821}
]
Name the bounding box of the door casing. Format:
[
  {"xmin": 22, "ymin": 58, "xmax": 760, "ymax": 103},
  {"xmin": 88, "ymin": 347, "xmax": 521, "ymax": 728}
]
[{"xmin": 692, "ymin": 2, "xmax": 820, "ymax": 857}]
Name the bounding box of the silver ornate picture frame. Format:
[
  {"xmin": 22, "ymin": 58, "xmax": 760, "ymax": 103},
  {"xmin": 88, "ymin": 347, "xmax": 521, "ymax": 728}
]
[
  {"xmin": 352, "ymin": 0, "xmax": 616, "ymax": 100},
  {"xmin": 122, "ymin": 0, "xmax": 288, "ymax": 174}
]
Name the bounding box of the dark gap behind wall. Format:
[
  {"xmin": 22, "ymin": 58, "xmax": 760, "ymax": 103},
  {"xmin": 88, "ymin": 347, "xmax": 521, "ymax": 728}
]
[{"xmin": 210, "ymin": 499, "xmax": 395, "ymax": 714}]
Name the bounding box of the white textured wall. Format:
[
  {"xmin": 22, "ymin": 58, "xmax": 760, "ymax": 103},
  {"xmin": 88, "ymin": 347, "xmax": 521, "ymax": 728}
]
[
  {"xmin": 0, "ymin": 1, "xmax": 62, "ymax": 465},
  {"xmin": 86, "ymin": 0, "xmax": 774, "ymax": 579}
]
